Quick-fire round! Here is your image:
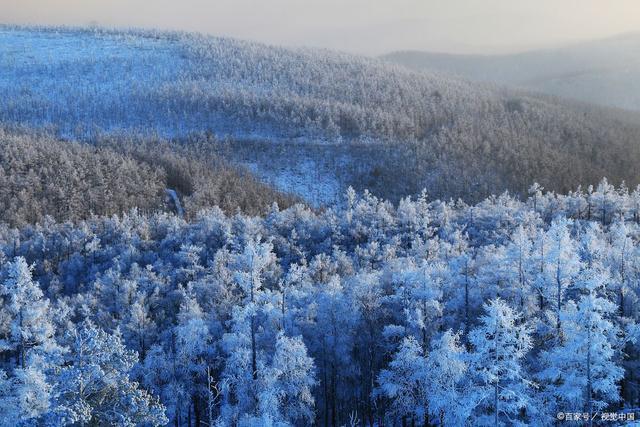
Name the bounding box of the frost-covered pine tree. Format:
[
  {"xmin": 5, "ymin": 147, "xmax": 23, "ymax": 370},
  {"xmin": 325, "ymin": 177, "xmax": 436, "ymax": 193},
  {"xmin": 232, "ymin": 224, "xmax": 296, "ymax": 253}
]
[
  {"xmin": 397, "ymin": 190, "xmax": 433, "ymax": 246},
  {"xmin": 607, "ymin": 221, "xmax": 634, "ymax": 317},
  {"xmin": 0, "ymin": 367, "xmax": 51, "ymax": 426},
  {"xmin": 375, "ymin": 336, "xmax": 429, "ymax": 424},
  {"xmin": 219, "ymin": 238, "xmax": 280, "ymax": 423},
  {"xmin": 468, "ymin": 298, "xmax": 533, "ymax": 426},
  {"xmin": 233, "ymin": 237, "xmax": 277, "ymax": 385},
  {"xmin": 505, "ymin": 225, "xmax": 535, "ymax": 313},
  {"xmin": 258, "ymin": 333, "xmax": 316, "ymax": 425},
  {"xmin": 143, "ymin": 290, "xmax": 214, "ymax": 426},
  {"xmin": 173, "ymin": 291, "xmax": 215, "ymax": 425},
  {"xmin": 528, "ymin": 183, "xmax": 544, "ymax": 214},
  {"xmin": 541, "ymin": 218, "xmax": 582, "ymax": 334},
  {"xmin": 0, "ymin": 257, "xmax": 56, "ymax": 368},
  {"xmin": 302, "ymin": 274, "xmax": 358, "ymax": 427},
  {"xmin": 219, "ymin": 316, "xmax": 256, "ymax": 424},
  {"xmin": 393, "ymin": 262, "xmax": 444, "ymax": 350},
  {"xmin": 592, "ymin": 178, "xmax": 618, "ymax": 225},
  {"xmin": 124, "ymin": 298, "xmax": 156, "ymax": 360},
  {"xmin": 538, "ymin": 266, "xmax": 624, "ymax": 425},
  {"xmin": 52, "ymin": 321, "xmax": 167, "ymax": 426},
  {"xmin": 425, "ymin": 330, "xmax": 472, "ymax": 425},
  {"xmin": 579, "ymin": 222, "xmax": 605, "ymax": 269},
  {"xmin": 220, "ymin": 328, "xmax": 315, "ymax": 425},
  {"xmin": 0, "ymin": 258, "xmax": 57, "ymax": 425}
]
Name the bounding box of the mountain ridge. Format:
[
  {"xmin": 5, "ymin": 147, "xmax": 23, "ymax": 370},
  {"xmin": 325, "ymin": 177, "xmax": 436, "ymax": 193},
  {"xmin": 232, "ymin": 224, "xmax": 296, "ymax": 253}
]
[{"xmin": 382, "ymin": 32, "xmax": 640, "ymax": 111}]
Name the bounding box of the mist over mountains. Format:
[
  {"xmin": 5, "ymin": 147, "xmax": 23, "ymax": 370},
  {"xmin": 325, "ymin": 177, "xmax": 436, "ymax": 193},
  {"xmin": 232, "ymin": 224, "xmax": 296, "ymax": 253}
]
[{"xmin": 383, "ymin": 32, "xmax": 640, "ymax": 112}]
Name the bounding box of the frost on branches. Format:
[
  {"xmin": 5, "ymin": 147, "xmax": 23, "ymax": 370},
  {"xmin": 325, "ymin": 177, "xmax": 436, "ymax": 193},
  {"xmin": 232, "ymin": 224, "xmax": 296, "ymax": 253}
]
[{"xmin": 0, "ymin": 182, "xmax": 639, "ymax": 425}]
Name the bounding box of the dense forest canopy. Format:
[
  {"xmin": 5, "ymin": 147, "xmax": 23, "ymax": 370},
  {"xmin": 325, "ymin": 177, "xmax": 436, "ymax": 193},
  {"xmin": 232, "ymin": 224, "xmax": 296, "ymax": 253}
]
[
  {"xmin": 0, "ymin": 183, "xmax": 639, "ymax": 425},
  {"xmin": 0, "ymin": 127, "xmax": 296, "ymax": 226}
]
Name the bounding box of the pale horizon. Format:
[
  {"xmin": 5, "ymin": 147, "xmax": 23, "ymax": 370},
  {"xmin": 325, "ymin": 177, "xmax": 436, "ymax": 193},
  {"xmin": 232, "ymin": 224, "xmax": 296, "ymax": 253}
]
[{"xmin": 2, "ymin": 0, "xmax": 640, "ymax": 55}]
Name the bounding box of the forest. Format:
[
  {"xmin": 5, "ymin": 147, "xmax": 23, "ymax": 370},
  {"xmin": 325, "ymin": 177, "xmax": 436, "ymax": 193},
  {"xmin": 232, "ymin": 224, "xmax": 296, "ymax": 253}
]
[
  {"xmin": 1, "ymin": 25, "xmax": 640, "ymax": 427},
  {"xmin": 4, "ymin": 26, "xmax": 640, "ymax": 202},
  {"xmin": 0, "ymin": 127, "xmax": 295, "ymax": 226},
  {"xmin": 0, "ymin": 182, "xmax": 639, "ymax": 426}
]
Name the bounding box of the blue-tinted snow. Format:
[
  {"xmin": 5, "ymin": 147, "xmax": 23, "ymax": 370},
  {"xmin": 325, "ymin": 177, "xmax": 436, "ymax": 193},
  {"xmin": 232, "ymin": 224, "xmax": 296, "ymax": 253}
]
[
  {"xmin": 0, "ymin": 29, "xmax": 191, "ymax": 137},
  {"xmin": 0, "ymin": 28, "xmax": 344, "ymax": 203}
]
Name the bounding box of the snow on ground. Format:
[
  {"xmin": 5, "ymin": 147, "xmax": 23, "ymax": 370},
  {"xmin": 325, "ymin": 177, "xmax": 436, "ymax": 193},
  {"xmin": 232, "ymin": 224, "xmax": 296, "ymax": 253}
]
[
  {"xmin": 0, "ymin": 29, "xmax": 187, "ymax": 137},
  {"xmin": 244, "ymin": 159, "xmax": 341, "ymax": 207}
]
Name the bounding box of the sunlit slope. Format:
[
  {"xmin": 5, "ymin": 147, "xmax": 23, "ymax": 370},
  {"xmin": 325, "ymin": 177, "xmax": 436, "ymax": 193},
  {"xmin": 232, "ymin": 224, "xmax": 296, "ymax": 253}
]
[{"xmin": 3, "ymin": 26, "xmax": 640, "ymax": 203}]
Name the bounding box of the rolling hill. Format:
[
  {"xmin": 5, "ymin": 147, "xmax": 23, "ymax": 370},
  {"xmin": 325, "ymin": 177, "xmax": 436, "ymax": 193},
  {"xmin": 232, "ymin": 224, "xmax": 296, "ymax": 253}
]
[
  {"xmin": 383, "ymin": 33, "xmax": 640, "ymax": 112},
  {"xmin": 3, "ymin": 25, "xmax": 640, "ymax": 207}
]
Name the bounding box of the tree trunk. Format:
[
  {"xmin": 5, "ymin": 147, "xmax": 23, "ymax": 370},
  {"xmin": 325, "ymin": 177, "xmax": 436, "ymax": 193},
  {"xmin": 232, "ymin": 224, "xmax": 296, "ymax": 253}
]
[
  {"xmin": 323, "ymin": 359, "xmax": 329, "ymax": 427},
  {"xmin": 194, "ymin": 394, "xmax": 201, "ymax": 426},
  {"xmin": 556, "ymin": 257, "xmax": 562, "ymax": 335},
  {"xmin": 250, "ymin": 262, "xmax": 258, "ymax": 385},
  {"xmin": 251, "ymin": 316, "xmax": 257, "ymax": 381},
  {"xmin": 18, "ymin": 308, "xmax": 25, "ymax": 369},
  {"xmin": 331, "ymin": 364, "xmax": 337, "ymax": 427},
  {"xmin": 619, "ymin": 247, "xmax": 626, "ymax": 317},
  {"xmin": 281, "ymin": 289, "xmax": 286, "ymax": 332},
  {"xmin": 494, "ymin": 320, "xmax": 500, "ymax": 427},
  {"xmin": 464, "ymin": 259, "xmax": 470, "ymax": 346},
  {"xmin": 587, "ymin": 318, "xmax": 593, "ymax": 427},
  {"xmin": 494, "ymin": 380, "xmax": 499, "ymax": 427}
]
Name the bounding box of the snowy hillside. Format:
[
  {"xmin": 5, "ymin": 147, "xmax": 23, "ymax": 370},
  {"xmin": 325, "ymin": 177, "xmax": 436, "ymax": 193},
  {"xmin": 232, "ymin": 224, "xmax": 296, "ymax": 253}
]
[
  {"xmin": 4, "ymin": 26, "xmax": 640, "ymax": 204},
  {"xmin": 1, "ymin": 25, "xmax": 477, "ymax": 141}
]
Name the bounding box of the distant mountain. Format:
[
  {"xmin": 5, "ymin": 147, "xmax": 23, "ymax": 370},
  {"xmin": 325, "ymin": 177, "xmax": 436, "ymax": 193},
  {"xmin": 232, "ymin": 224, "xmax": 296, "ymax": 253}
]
[
  {"xmin": 3, "ymin": 26, "xmax": 640, "ymax": 206},
  {"xmin": 382, "ymin": 33, "xmax": 640, "ymax": 111}
]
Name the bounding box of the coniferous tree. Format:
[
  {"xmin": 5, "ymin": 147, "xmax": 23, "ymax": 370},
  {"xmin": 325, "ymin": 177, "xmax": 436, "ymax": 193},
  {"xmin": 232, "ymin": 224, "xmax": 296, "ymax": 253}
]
[
  {"xmin": 53, "ymin": 321, "xmax": 167, "ymax": 426},
  {"xmin": 538, "ymin": 266, "xmax": 624, "ymax": 425},
  {"xmin": 468, "ymin": 298, "xmax": 533, "ymax": 426}
]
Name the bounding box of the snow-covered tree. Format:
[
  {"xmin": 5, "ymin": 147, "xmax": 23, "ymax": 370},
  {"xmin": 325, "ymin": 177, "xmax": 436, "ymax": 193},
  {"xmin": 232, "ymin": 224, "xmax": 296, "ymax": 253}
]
[
  {"xmin": 607, "ymin": 221, "xmax": 634, "ymax": 317},
  {"xmin": 393, "ymin": 262, "xmax": 444, "ymax": 350},
  {"xmin": 0, "ymin": 367, "xmax": 51, "ymax": 426},
  {"xmin": 0, "ymin": 258, "xmax": 57, "ymax": 425},
  {"xmin": 0, "ymin": 181, "xmax": 640, "ymax": 425},
  {"xmin": 375, "ymin": 336, "xmax": 429, "ymax": 424},
  {"xmin": 259, "ymin": 333, "xmax": 316, "ymax": 425},
  {"xmin": 468, "ymin": 298, "xmax": 533, "ymax": 426},
  {"xmin": 425, "ymin": 330, "xmax": 472, "ymax": 425},
  {"xmin": 505, "ymin": 225, "xmax": 535, "ymax": 313},
  {"xmin": 142, "ymin": 290, "xmax": 215, "ymax": 426},
  {"xmin": 540, "ymin": 218, "xmax": 582, "ymax": 334},
  {"xmin": 538, "ymin": 266, "xmax": 624, "ymax": 423},
  {"xmin": 53, "ymin": 321, "xmax": 167, "ymax": 426},
  {"xmin": 0, "ymin": 257, "xmax": 57, "ymax": 368},
  {"xmin": 233, "ymin": 237, "xmax": 278, "ymax": 384}
]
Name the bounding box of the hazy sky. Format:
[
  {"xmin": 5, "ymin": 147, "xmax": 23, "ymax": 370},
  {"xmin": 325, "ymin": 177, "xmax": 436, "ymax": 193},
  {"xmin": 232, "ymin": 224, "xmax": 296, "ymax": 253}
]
[{"xmin": 2, "ymin": 0, "xmax": 640, "ymax": 55}]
